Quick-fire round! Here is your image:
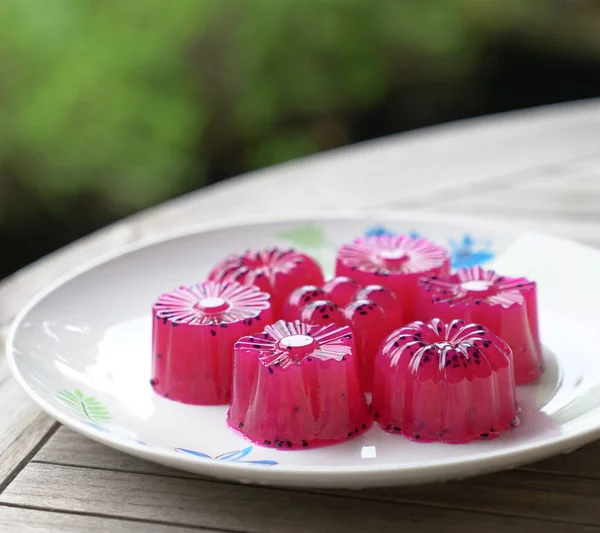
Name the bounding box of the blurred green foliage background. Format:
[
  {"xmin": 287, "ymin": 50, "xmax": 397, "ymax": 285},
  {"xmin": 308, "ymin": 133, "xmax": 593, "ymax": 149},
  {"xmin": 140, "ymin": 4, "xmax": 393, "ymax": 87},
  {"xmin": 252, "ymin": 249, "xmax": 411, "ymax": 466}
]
[{"xmin": 1, "ymin": 0, "xmax": 600, "ymax": 278}]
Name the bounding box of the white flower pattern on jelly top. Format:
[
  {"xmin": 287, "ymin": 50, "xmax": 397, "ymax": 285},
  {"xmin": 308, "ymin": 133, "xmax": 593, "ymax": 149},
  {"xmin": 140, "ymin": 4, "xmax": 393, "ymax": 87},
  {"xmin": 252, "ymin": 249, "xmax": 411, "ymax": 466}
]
[
  {"xmin": 154, "ymin": 280, "xmax": 271, "ymax": 325},
  {"xmin": 208, "ymin": 247, "xmax": 324, "ymax": 319},
  {"xmin": 421, "ymin": 266, "xmax": 535, "ymax": 308},
  {"xmin": 336, "ymin": 235, "xmax": 449, "ymax": 275},
  {"xmin": 235, "ymin": 320, "xmax": 352, "ymax": 370},
  {"xmin": 380, "ymin": 318, "xmax": 512, "ymax": 371},
  {"xmin": 152, "ymin": 281, "xmax": 273, "ymax": 405}
]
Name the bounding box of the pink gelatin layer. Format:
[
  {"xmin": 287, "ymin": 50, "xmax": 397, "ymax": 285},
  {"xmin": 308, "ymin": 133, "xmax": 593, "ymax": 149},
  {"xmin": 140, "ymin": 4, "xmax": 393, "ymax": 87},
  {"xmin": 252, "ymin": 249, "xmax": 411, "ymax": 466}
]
[
  {"xmin": 282, "ymin": 285, "xmax": 327, "ymax": 321},
  {"xmin": 284, "ymin": 278, "xmax": 404, "ymax": 391},
  {"xmin": 228, "ymin": 320, "xmax": 371, "ymax": 449},
  {"xmin": 151, "ymin": 281, "xmax": 272, "ymax": 405},
  {"xmin": 343, "ymin": 299, "xmax": 392, "ymax": 391},
  {"xmin": 335, "ymin": 235, "xmax": 450, "ymax": 322},
  {"xmin": 417, "ymin": 266, "xmax": 543, "ymax": 384},
  {"xmin": 208, "ymin": 247, "xmax": 324, "ymax": 319},
  {"xmin": 372, "ymin": 319, "xmax": 519, "ymax": 443}
]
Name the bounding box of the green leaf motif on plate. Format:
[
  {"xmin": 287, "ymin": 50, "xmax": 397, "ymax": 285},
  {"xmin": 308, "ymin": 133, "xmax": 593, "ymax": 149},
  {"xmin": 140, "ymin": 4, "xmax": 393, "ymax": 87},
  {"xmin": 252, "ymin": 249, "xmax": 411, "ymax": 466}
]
[
  {"xmin": 57, "ymin": 389, "xmax": 111, "ymax": 425},
  {"xmin": 277, "ymin": 224, "xmax": 330, "ymax": 250},
  {"xmin": 276, "ymin": 224, "xmax": 337, "ymax": 272}
]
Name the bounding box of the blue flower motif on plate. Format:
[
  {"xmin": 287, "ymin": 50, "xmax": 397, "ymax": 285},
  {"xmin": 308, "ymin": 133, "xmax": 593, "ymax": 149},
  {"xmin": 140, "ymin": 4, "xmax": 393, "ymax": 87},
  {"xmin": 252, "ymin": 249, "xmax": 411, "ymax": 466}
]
[
  {"xmin": 365, "ymin": 225, "xmax": 395, "ymax": 238},
  {"xmin": 364, "ymin": 226, "xmax": 420, "ymax": 239},
  {"xmin": 175, "ymin": 446, "xmax": 278, "ymax": 465},
  {"xmin": 448, "ymin": 235, "xmax": 495, "ymax": 268}
]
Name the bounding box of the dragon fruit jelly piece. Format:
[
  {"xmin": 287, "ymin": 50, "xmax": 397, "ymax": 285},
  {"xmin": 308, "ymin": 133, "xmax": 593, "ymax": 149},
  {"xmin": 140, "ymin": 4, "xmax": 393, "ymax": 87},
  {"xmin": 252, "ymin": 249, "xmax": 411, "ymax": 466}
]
[
  {"xmin": 228, "ymin": 320, "xmax": 371, "ymax": 449},
  {"xmin": 208, "ymin": 247, "xmax": 324, "ymax": 319},
  {"xmin": 282, "ymin": 285, "xmax": 327, "ymax": 321},
  {"xmin": 300, "ymin": 300, "xmax": 346, "ymax": 327},
  {"xmin": 151, "ymin": 281, "xmax": 272, "ymax": 405},
  {"xmin": 372, "ymin": 319, "xmax": 519, "ymax": 443},
  {"xmin": 354, "ymin": 284, "xmax": 403, "ymax": 327},
  {"xmin": 335, "ymin": 235, "xmax": 450, "ymax": 323},
  {"xmin": 322, "ymin": 276, "xmax": 360, "ymax": 307},
  {"xmin": 418, "ymin": 266, "xmax": 543, "ymax": 384},
  {"xmin": 343, "ymin": 299, "xmax": 391, "ymax": 391}
]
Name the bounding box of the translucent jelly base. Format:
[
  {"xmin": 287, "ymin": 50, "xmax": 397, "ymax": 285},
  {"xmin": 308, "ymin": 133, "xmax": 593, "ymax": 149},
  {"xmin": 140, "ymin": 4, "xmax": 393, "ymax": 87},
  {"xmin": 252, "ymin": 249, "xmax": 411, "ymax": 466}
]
[{"xmin": 228, "ymin": 322, "xmax": 371, "ymax": 448}]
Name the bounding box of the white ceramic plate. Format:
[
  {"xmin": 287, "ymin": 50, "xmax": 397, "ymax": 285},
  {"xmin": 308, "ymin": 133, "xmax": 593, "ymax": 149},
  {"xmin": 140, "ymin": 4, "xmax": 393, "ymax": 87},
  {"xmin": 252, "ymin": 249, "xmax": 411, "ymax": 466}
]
[{"xmin": 7, "ymin": 211, "xmax": 600, "ymax": 489}]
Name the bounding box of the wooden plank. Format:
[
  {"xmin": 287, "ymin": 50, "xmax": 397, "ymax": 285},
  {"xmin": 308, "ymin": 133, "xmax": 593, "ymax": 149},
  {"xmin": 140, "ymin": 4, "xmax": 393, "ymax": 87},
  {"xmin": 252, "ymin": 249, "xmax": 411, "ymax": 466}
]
[
  {"xmin": 34, "ymin": 427, "xmax": 198, "ymax": 480},
  {"xmin": 2, "ymin": 463, "xmax": 599, "ymax": 533},
  {"xmin": 0, "ymin": 354, "xmax": 56, "ymax": 491},
  {"xmin": 0, "ymin": 505, "xmax": 217, "ymax": 532},
  {"xmin": 427, "ymin": 172, "xmax": 600, "ymax": 221},
  {"xmin": 360, "ymin": 470, "xmax": 600, "ymax": 525},
  {"xmin": 33, "ymin": 429, "xmax": 600, "ymax": 525},
  {"xmin": 521, "ymin": 442, "xmax": 600, "ymax": 479}
]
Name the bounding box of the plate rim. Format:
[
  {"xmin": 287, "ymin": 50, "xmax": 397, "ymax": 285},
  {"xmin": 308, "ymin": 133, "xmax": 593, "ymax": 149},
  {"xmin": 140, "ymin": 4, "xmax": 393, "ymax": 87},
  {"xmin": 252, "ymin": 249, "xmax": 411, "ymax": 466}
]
[{"xmin": 6, "ymin": 209, "xmax": 600, "ymax": 487}]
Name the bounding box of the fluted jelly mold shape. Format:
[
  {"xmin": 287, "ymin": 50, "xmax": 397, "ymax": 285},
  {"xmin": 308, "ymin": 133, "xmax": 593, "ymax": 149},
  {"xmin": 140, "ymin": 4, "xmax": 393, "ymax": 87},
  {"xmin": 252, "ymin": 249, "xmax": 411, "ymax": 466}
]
[
  {"xmin": 228, "ymin": 320, "xmax": 371, "ymax": 449},
  {"xmin": 372, "ymin": 318, "xmax": 519, "ymax": 443},
  {"xmin": 151, "ymin": 280, "xmax": 272, "ymax": 405}
]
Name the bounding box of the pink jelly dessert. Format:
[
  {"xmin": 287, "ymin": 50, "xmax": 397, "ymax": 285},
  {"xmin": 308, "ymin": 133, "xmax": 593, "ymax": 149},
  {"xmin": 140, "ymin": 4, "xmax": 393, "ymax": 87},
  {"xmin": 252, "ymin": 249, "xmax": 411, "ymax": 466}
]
[
  {"xmin": 228, "ymin": 320, "xmax": 370, "ymax": 449},
  {"xmin": 283, "ymin": 277, "xmax": 403, "ymax": 391},
  {"xmin": 151, "ymin": 280, "xmax": 272, "ymax": 405},
  {"xmin": 372, "ymin": 318, "xmax": 519, "ymax": 443},
  {"xmin": 208, "ymin": 247, "xmax": 324, "ymax": 319},
  {"xmin": 417, "ymin": 266, "xmax": 542, "ymax": 384},
  {"xmin": 335, "ymin": 234, "xmax": 450, "ymax": 322}
]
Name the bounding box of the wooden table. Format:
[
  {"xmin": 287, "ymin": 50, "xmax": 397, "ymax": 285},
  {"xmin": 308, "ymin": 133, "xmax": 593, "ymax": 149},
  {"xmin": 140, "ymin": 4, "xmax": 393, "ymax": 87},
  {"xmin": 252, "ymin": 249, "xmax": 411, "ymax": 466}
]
[{"xmin": 2, "ymin": 99, "xmax": 600, "ymax": 532}]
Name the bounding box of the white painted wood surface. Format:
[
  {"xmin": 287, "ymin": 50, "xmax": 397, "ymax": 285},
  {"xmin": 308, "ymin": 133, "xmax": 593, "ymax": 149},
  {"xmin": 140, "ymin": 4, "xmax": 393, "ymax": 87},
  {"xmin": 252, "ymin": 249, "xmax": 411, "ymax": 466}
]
[{"xmin": 2, "ymin": 98, "xmax": 600, "ymax": 531}]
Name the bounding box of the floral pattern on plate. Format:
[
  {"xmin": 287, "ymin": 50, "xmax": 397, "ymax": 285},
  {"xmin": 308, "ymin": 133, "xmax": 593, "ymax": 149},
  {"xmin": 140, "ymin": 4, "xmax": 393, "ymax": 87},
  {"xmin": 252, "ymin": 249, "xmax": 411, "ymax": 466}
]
[{"xmin": 175, "ymin": 446, "xmax": 278, "ymax": 465}]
